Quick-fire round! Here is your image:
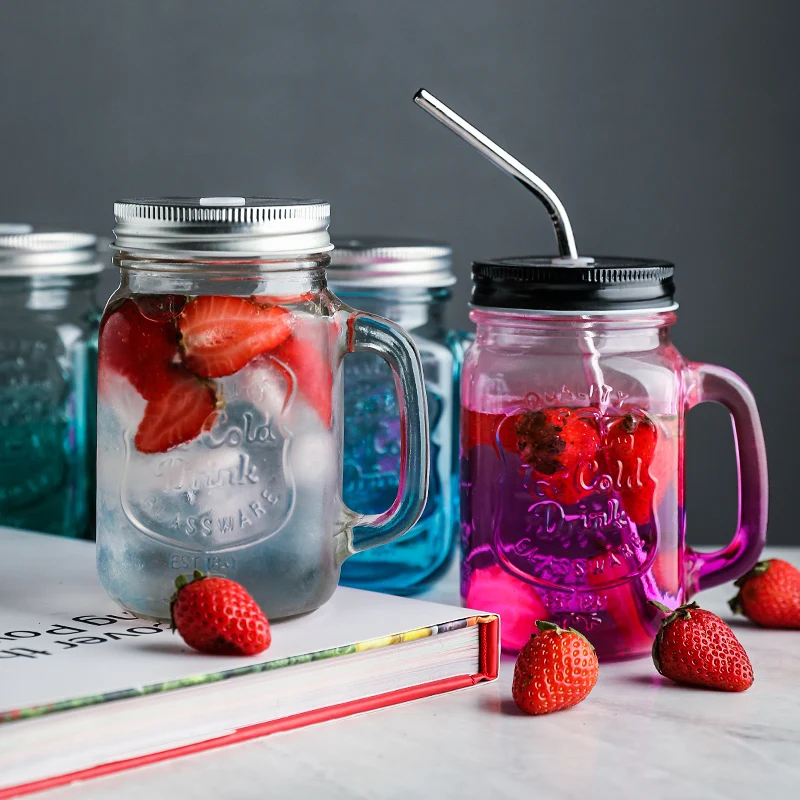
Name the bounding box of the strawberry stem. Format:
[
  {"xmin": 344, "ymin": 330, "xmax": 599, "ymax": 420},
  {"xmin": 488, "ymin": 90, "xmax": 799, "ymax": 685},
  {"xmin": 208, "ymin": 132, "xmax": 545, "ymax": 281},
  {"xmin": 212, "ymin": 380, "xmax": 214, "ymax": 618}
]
[
  {"xmin": 651, "ymin": 601, "xmax": 702, "ymax": 676},
  {"xmin": 535, "ymin": 620, "xmax": 563, "ymax": 633},
  {"xmin": 728, "ymin": 593, "xmax": 744, "ymax": 616},
  {"xmin": 534, "ymin": 619, "xmax": 596, "ymax": 652},
  {"xmin": 733, "ymin": 560, "xmax": 770, "ymax": 588},
  {"xmin": 649, "ymin": 600, "xmax": 674, "ymax": 615}
]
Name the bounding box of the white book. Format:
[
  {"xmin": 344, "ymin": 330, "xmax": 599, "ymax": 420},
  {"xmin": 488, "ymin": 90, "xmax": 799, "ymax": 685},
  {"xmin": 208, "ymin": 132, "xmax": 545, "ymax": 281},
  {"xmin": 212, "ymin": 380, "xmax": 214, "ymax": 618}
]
[{"xmin": 0, "ymin": 530, "xmax": 498, "ymax": 798}]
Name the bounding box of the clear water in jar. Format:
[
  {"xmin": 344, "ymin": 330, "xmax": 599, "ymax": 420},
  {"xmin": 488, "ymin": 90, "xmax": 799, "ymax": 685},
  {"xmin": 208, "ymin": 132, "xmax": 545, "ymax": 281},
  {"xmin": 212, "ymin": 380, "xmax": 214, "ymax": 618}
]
[{"xmin": 96, "ymin": 293, "xmax": 341, "ymax": 621}]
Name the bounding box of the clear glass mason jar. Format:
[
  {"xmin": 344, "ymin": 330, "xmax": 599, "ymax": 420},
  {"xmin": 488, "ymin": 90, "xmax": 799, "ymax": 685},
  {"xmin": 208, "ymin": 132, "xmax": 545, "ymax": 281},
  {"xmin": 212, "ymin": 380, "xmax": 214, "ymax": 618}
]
[
  {"xmin": 460, "ymin": 256, "xmax": 768, "ymax": 660},
  {"xmin": 0, "ymin": 231, "xmax": 102, "ymax": 537},
  {"xmin": 328, "ymin": 238, "xmax": 466, "ymax": 595},
  {"xmin": 97, "ymin": 199, "xmax": 429, "ymax": 621}
]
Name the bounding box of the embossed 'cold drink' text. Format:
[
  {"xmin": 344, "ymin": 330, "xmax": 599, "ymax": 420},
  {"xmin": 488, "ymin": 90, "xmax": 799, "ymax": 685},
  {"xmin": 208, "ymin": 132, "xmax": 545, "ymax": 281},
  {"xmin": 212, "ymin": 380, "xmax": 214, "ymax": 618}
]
[
  {"xmin": 97, "ymin": 197, "xmax": 430, "ymax": 623},
  {"xmin": 413, "ymin": 92, "xmax": 767, "ymax": 661},
  {"xmin": 461, "ymin": 402, "xmax": 680, "ymax": 658},
  {"xmin": 97, "ymin": 294, "xmax": 340, "ymax": 620},
  {"xmin": 460, "ymin": 300, "xmax": 767, "ymax": 661}
]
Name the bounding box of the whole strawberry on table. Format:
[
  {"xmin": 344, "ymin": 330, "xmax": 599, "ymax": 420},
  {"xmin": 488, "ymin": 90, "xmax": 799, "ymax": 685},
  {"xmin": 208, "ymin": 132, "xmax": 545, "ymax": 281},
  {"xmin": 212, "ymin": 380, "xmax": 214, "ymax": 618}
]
[
  {"xmin": 650, "ymin": 601, "xmax": 754, "ymax": 692},
  {"xmin": 512, "ymin": 621, "xmax": 599, "ymax": 715},
  {"xmin": 171, "ymin": 571, "xmax": 272, "ymax": 656},
  {"xmin": 729, "ymin": 559, "xmax": 800, "ymax": 629}
]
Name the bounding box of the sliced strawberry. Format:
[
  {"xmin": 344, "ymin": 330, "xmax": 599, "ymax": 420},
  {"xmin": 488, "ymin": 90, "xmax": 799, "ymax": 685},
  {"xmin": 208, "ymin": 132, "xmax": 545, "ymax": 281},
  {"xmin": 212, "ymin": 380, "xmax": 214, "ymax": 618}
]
[
  {"xmin": 179, "ymin": 296, "xmax": 293, "ymax": 379},
  {"xmin": 515, "ymin": 407, "xmax": 602, "ymax": 505},
  {"xmin": 134, "ymin": 368, "xmax": 218, "ymax": 454},
  {"xmin": 603, "ymin": 413, "xmax": 658, "ymax": 525},
  {"xmin": 272, "ymin": 332, "xmax": 332, "ymax": 427},
  {"xmin": 651, "ymin": 416, "xmax": 679, "ymax": 509},
  {"xmin": 100, "ymin": 296, "xmax": 220, "ymax": 454},
  {"xmin": 99, "ymin": 297, "xmax": 180, "ymax": 400}
]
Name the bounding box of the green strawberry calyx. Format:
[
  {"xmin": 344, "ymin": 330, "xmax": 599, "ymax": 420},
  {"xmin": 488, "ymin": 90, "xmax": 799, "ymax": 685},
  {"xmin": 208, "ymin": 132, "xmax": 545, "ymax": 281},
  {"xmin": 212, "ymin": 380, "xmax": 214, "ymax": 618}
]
[
  {"xmin": 734, "ymin": 560, "xmax": 771, "ymax": 587},
  {"xmin": 169, "ymin": 570, "xmax": 207, "ymax": 632},
  {"xmin": 729, "ymin": 561, "xmax": 771, "ymax": 616},
  {"xmin": 534, "ymin": 619, "xmax": 596, "ymax": 652},
  {"xmin": 174, "ymin": 569, "xmax": 206, "ymax": 591},
  {"xmin": 650, "ymin": 600, "xmax": 699, "ymax": 624},
  {"xmin": 649, "ymin": 600, "xmax": 701, "ymax": 675}
]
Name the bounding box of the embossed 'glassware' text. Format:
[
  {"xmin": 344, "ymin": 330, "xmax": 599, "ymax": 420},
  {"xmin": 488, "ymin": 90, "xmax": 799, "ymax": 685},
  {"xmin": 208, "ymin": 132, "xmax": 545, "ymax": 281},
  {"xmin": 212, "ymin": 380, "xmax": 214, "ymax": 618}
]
[
  {"xmin": 409, "ymin": 90, "xmax": 767, "ymax": 661},
  {"xmin": 97, "ymin": 289, "xmax": 340, "ymax": 618},
  {"xmin": 97, "ymin": 199, "xmax": 429, "ymax": 622},
  {"xmin": 461, "ymin": 307, "xmax": 768, "ymax": 660}
]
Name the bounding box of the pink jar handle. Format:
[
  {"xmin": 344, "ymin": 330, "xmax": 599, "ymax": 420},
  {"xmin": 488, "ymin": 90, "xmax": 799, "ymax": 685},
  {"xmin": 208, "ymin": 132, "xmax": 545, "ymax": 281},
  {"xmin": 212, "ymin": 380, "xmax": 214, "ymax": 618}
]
[{"xmin": 685, "ymin": 362, "xmax": 768, "ymax": 594}]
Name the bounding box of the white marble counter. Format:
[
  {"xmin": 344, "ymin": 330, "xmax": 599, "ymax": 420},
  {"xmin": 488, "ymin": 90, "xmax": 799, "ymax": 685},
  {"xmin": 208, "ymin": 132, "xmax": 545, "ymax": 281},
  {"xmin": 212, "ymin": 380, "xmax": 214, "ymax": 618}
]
[{"xmin": 42, "ymin": 549, "xmax": 800, "ymax": 800}]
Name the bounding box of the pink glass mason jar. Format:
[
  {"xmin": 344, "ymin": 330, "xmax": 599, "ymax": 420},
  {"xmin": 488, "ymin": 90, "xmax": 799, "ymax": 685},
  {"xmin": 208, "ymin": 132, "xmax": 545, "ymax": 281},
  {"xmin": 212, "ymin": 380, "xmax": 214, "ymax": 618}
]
[{"xmin": 460, "ymin": 256, "xmax": 768, "ymax": 660}]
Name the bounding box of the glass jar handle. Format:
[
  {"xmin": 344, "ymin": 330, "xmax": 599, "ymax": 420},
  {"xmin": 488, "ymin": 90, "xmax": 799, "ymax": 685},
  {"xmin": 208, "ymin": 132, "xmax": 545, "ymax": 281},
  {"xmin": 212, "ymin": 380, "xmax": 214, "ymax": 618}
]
[
  {"xmin": 684, "ymin": 362, "xmax": 768, "ymax": 593},
  {"xmin": 340, "ymin": 311, "xmax": 430, "ymax": 559}
]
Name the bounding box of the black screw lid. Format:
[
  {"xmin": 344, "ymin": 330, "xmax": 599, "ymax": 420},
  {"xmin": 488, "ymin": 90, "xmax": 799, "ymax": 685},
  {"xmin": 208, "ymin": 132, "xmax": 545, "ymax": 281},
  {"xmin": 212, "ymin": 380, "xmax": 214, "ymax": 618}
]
[{"xmin": 471, "ymin": 256, "xmax": 676, "ymax": 312}]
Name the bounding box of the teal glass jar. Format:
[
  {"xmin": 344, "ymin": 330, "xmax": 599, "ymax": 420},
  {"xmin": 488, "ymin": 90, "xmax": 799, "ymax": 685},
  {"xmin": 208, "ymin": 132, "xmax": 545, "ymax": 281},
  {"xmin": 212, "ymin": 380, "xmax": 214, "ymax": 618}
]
[
  {"xmin": 330, "ymin": 238, "xmax": 465, "ymax": 595},
  {"xmin": 0, "ymin": 231, "xmax": 102, "ymax": 537}
]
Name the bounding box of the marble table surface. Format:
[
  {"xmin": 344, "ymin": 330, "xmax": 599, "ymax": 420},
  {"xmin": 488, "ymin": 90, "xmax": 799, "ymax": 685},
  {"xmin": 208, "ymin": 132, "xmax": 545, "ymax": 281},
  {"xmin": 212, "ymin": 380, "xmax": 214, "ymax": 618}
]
[{"xmin": 42, "ymin": 549, "xmax": 800, "ymax": 800}]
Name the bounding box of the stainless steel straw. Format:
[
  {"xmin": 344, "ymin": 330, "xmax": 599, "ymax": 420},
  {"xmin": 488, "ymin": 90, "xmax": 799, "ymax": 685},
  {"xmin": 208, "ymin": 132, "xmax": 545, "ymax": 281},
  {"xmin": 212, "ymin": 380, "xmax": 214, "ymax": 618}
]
[
  {"xmin": 414, "ymin": 88, "xmax": 608, "ymax": 408},
  {"xmin": 413, "ymin": 88, "xmax": 579, "ymax": 260}
]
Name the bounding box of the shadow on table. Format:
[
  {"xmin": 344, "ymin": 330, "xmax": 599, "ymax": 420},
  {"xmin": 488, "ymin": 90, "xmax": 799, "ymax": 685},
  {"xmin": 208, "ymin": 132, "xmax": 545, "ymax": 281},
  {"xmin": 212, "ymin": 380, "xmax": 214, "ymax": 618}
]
[
  {"xmin": 625, "ymin": 673, "xmax": 720, "ymax": 692},
  {"xmin": 478, "ymin": 694, "xmax": 529, "ymax": 717}
]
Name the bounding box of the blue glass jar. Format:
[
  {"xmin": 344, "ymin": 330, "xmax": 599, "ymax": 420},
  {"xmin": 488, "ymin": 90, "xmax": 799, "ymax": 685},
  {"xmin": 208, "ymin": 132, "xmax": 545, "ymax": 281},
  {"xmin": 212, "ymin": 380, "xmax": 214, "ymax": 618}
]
[
  {"xmin": 0, "ymin": 231, "xmax": 102, "ymax": 537},
  {"xmin": 331, "ymin": 238, "xmax": 464, "ymax": 595}
]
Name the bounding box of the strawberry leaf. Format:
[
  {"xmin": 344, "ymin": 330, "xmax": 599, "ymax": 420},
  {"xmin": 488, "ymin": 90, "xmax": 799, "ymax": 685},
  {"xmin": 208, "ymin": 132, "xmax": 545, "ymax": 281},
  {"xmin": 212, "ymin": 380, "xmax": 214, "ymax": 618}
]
[
  {"xmin": 649, "ymin": 600, "xmax": 674, "ymax": 615},
  {"xmin": 733, "ymin": 560, "xmax": 770, "ymax": 588}
]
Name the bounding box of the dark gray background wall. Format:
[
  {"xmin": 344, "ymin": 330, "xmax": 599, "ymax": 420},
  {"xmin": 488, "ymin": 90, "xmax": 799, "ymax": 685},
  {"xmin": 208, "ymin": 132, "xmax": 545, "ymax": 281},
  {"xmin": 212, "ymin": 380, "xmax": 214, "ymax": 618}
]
[{"xmin": 1, "ymin": 0, "xmax": 797, "ymax": 546}]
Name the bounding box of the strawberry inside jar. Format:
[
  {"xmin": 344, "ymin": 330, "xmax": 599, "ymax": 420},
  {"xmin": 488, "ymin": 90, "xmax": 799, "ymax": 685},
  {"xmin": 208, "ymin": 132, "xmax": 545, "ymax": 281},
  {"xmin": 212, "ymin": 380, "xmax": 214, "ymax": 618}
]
[{"xmin": 96, "ymin": 197, "xmax": 432, "ymax": 625}]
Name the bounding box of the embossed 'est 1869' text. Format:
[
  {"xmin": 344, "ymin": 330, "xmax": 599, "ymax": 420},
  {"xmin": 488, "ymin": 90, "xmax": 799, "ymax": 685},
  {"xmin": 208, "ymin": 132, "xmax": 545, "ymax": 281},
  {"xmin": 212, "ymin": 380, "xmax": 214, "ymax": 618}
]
[{"xmin": 169, "ymin": 554, "xmax": 237, "ymax": 572}]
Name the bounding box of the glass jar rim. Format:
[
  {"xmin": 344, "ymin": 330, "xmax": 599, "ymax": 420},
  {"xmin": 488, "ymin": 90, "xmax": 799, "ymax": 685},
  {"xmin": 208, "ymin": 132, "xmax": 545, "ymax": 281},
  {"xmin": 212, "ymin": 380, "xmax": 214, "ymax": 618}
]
[
  {"xmin": 470, "ymin": 306, "xmax": 678, "ymax": 327},
  {"xmin": 470, "ymin": 303, "xmax": 678, "ymax": 317},
  {"xmin": 112, "ymin": 249, "xmax": 332, "ymax": 274},
  {"xmin": 0, "ymin": 231, "xmax": 103, "ymax": 277}
]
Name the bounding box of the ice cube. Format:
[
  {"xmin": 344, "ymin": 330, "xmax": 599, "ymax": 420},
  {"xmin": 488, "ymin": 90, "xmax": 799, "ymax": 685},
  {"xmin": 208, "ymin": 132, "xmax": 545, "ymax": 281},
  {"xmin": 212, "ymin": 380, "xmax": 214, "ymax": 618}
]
[
  {"xmin": 229, "ymin": 356, "xmax": 293, "ymax": 420},
  {"xmin": 98, "ymin": 371, "xmax": 146, "ymax": 434},
  {"xmin": 290, "ymin": 429, "xmax": 336, "ymax": 489}
]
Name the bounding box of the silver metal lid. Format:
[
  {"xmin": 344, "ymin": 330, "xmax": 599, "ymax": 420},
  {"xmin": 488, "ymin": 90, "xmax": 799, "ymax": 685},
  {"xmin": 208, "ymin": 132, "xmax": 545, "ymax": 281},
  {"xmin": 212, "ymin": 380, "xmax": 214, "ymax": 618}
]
[
  {"xmin": 0, "ymin": 223, "xmax": 33, "ymax": 235},
  {"xmin": 0, "ymin": 231, "xmax": 102, "ymax": 277},
  {"xmin": 113, "ymin": 197, "xmax": 332, "ymax": 257},
  {"xmin": 328, "ymin": 236, "xmax": 455, "ymax": 289}
]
